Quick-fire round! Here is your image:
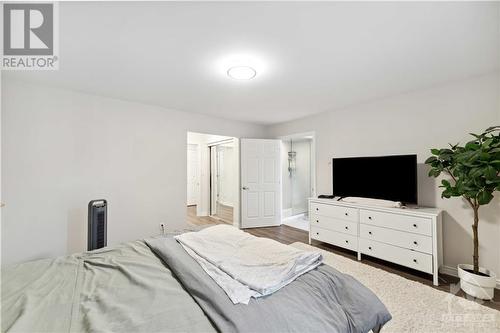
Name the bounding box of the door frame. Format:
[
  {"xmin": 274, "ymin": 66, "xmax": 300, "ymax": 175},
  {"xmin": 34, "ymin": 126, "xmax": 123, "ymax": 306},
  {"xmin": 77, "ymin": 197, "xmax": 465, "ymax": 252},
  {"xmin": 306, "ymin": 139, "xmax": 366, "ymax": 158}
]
[{"xmin": 209, "ymin": 145, "xmax": 217, "ymax": 216}]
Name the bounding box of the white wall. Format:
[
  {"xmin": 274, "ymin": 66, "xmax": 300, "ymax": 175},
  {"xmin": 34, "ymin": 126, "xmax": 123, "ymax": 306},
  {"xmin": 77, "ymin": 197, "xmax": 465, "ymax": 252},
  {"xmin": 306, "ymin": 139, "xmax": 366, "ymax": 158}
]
[
  {"xmin": 1, "ymin": 80, "xmax": 265, "ymax": 265},
  {"xmin": 267, "ymin": 72, "xmax": 500, "ymax": 278}
]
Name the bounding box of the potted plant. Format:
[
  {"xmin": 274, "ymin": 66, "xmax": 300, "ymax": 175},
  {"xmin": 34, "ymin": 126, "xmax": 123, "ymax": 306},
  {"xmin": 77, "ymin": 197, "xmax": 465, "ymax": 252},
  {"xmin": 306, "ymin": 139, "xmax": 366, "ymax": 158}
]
[{"xmin": 425, "ymin": 126, "xmax": 500, "ymax": 300}]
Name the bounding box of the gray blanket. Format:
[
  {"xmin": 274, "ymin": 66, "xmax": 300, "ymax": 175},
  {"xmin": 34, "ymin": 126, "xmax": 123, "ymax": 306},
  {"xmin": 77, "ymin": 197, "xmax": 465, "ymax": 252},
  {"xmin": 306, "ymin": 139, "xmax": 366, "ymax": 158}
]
[
  {"xmin": 2, "ymin": 240, "xmax": 216, "ymax": 333},
  {"xmin": 146, "ymin": 237, "xmax": 392, "ymax": 333}
]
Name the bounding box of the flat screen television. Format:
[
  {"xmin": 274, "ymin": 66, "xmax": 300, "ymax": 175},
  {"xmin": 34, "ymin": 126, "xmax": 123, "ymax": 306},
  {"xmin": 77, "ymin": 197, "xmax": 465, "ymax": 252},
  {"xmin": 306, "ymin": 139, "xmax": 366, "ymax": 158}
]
[{"xmin": 332, "ymin": 154, "xmax": 418, "ymax": 205}]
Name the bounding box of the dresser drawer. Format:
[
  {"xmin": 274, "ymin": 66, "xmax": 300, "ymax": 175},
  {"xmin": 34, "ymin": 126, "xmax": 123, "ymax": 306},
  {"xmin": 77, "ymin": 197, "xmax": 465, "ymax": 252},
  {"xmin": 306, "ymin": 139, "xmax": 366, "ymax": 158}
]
[
  {"xmin": 360, "ymin": 224, "xmax": 433, "ymax": 254},
  {"xmin": 360, "ymin": 209, "xmax": 432, "ymax": 236},
  {"xmin": 359, "ymin": 238, "xmax": 433, "ymax": 274},
  {"xmin": 311, "ymin": 226, "xmax": 358, "ymax": 252},
  {"xmin": 310, "ymin": 203, "xmax": 358, "ymax": 222},
  {"xmin": 310, "ymin": 214, "xmax": 358, "ymax": 236}
]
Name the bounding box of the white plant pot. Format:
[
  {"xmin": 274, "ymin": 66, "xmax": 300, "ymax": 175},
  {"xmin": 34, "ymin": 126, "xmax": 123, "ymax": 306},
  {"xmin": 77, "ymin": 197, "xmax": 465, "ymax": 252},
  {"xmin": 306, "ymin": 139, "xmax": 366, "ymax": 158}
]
[{"xmin": 457, "ymin": 264, "xmax": 497, "ymax": 300}]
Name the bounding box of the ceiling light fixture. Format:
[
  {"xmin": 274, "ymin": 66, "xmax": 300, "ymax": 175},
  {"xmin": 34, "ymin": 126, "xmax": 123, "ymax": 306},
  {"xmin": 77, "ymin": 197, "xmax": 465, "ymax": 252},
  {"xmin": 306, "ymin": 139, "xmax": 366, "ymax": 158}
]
[{"xmin": 227, "ymin": 66, "xmax": 257, "ymax": 80}]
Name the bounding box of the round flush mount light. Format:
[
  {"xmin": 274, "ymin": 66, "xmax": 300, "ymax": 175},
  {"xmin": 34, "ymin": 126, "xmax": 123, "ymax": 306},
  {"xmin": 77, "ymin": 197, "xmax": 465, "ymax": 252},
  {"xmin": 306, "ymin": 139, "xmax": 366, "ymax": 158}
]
[{"xmin": 227, "ymin": 66, "xmax": 257, "ymax": 80}]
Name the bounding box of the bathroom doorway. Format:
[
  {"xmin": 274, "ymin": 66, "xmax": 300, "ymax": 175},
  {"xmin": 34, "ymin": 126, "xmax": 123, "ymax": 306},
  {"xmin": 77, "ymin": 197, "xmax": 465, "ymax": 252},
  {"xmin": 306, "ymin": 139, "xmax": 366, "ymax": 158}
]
[{"xmin": 280, "ymin": 132, "xmax": 315, "ymax": 231}]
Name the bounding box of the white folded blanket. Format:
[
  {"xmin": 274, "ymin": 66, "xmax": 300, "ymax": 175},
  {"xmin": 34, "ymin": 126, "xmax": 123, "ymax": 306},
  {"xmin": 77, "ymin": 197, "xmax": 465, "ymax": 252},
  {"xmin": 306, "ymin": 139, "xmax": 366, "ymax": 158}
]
[
  {"xmin": 340, "ymin": 196, "xmax": 402, "ymax": 208},
  {"xmin": 174, "ymin": 225, "xmax": 323, "ymax": 304}
]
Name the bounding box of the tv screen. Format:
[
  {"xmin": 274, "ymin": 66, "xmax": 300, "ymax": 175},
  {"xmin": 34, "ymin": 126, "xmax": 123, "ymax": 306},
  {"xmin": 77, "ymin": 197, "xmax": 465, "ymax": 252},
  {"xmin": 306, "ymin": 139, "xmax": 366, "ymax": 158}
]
[{"xmin": 332, "ymin": 154, "xmax": 418, "ymax": 204}]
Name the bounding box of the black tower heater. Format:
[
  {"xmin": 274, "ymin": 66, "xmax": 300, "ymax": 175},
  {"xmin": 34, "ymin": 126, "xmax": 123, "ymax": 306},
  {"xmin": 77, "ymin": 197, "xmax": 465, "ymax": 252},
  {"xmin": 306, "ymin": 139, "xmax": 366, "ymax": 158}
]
[{"xmin": 88, "ymin": 199, "xmax": 107, "ymax": 251}]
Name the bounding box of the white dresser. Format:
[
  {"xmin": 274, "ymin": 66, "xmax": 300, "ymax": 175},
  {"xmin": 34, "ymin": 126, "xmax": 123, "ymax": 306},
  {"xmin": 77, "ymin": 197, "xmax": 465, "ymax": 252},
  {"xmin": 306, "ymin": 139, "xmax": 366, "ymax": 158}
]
[{"xmin": 309, "ymin": 198, "xmax": 443, "ymax": 285}]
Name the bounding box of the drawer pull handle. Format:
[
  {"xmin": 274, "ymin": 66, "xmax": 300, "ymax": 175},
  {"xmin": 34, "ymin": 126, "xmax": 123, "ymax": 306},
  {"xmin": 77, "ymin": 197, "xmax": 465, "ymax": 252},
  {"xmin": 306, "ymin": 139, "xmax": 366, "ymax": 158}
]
[
  {"xmin": 316, "ymin": 208, "xmax": 319, "ymax": 211},
  {"xmin": 368, "ymin": 216, "xmax": 372, "ymax": 220},
  {"xmin": 368, "ymin": 246, "xmax": 372, "ymax": 250},
  {"xmin": 345, "ymin": 213, "xmax": 348, "ymax": 216},
  {"xmin": 345, "ymin": 240, "xmax": 349, "ymax": 244},
  {"xmin": 413, "ymin": 241, "xmax": 418, "ymax": 245},
  {"xmin": 345, "ymin": 226, "xmax": 349, "ymax": 230},
  {"xmin": 413, "ymin": 224, "xmax": 417, "ymax": 228},
  {"xmin": 316, "ymin": 220, "xmax": 319, "ymax": 223},
  {"xmin": 368, "ymin": 231, "xmax": 372, "ymax": 235},
  {"xmin": 413, "ymin": 259, "xmax": 417, "ymax": 263},
  {"xmin": 316, "ymin": 232, "xmax": 319, "ymax": 235}
]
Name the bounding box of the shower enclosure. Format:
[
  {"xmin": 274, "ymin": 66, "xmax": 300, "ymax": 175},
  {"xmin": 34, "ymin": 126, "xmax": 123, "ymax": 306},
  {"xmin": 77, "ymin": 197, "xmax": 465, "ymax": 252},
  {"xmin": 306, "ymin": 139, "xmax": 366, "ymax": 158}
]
[{"xmin": 282, "ymin": 138, "xmax": 312, "ymax": 218}]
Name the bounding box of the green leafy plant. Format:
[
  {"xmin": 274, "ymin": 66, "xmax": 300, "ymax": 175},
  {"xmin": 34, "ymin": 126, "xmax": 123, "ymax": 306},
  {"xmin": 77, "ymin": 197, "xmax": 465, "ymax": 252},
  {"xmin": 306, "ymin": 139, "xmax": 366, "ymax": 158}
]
[{"xmin": 425, "ymin": 126, "xmax": 500, "ymax": 275}]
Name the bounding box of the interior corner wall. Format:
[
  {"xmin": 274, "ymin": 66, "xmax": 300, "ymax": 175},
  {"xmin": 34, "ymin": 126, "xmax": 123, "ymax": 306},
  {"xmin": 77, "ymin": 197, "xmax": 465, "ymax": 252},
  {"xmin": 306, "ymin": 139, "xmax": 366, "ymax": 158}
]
[
  {"xmin": 1, "ymin": 79, "xmax": 266, "ymax": 265},
  {"xmin": 266, "ymin": 72, "xmax": 500, "ymax": 279}
]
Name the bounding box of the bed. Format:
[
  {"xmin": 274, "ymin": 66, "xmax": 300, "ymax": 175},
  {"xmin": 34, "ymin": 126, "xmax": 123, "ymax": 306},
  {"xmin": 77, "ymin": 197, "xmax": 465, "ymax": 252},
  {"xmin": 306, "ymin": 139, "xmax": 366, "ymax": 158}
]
[{"xmin": 2, "ymin": 228, "xmax": 391, "ymax": 333}]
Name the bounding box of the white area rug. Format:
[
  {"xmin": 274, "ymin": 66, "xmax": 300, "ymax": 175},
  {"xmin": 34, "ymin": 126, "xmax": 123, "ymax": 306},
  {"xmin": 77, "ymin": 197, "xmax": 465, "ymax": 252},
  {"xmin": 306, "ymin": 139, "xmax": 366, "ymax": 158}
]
[
  {"xmin": 291, "ymin": 242, "xmax": 500, "ymax": 332},
  {"xmin": 282, "ymin": 214, "xmax": 309, "ymax": 231}
]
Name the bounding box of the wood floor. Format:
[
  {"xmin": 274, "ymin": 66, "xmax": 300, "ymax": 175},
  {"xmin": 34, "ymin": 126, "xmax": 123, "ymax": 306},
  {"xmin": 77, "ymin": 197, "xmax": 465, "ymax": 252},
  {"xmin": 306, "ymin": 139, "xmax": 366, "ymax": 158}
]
[
  {"xmin": 187, "ymin": 206, "xmax": 219, "ymax": 226},
  {"xmin": 215, "ymin": 202, "xmax": 233, "ymax": 224},
  {"xmin": 187, "ymin": 211, "xmax": 500, "ymax": 310},
  {"xmin": 187, "ymin": 205, "xmax": 232, "ymax": 226}
]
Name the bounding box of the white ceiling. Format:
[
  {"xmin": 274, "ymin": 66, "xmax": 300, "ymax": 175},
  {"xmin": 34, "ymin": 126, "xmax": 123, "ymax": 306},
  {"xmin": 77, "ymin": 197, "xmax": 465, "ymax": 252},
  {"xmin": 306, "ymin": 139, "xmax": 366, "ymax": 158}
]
[{"xmin": 5, "ymin": 2, "xmax": 500, "ymax": 125}]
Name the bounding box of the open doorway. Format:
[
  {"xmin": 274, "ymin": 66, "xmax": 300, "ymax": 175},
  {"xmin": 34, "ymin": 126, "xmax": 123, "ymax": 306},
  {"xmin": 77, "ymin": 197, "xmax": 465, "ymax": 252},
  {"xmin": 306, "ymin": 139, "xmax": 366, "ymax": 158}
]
[
  {"xmin": 187, "ymin": 132, "xmax": 239, "ymax": 227},
  {"xmin": 280, "ymin": 132, "xmax": 315, "ymax": 231}
]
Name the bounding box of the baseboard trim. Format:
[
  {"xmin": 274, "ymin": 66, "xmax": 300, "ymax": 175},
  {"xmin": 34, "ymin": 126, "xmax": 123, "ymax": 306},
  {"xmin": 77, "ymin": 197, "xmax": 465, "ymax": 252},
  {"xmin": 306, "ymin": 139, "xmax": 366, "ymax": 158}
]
[
  {"xmin": 217, "ymin": 201, "xmax": 233, "ymax": 208},
  {"xmin": 282, "ymin": 208, "xmax": 293, "ymax": 218},
  {"xmin": 440, "ymin": 265, "xmax": 500, "ymax": 289},
  {"xmin": 439, "ymin": 265, "xmax": 458, "ymax": 277},
  {"xmin": 197, "ymin": 210, "xmax": 208, "ymax": 217}
]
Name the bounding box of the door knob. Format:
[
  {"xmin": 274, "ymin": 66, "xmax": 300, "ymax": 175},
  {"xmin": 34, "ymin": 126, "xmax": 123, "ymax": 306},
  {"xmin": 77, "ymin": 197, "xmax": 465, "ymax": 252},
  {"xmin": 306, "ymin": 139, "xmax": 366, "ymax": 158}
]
[{"xmin": 242, "ymin": 186, "xmax": 249, "ymax": 190}]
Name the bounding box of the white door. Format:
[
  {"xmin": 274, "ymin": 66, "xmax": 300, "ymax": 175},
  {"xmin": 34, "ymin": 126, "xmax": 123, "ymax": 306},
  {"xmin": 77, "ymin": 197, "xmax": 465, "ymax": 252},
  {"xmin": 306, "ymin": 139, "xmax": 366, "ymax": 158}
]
[
  {"xmin": 187, "ymin": 144, "xmax": 199, "ymax": 206},
  {"xmin": 241, "ymin": 139, "xmax": 281, "ymax": 228}
]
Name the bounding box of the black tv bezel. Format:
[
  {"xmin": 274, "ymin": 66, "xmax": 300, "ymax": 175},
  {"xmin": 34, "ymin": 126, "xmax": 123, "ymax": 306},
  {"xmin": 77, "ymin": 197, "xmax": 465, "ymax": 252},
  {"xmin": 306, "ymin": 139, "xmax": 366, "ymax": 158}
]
[{"xmin": 331, "ymin": 154, "xmax": 418, "ymax": 205}]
